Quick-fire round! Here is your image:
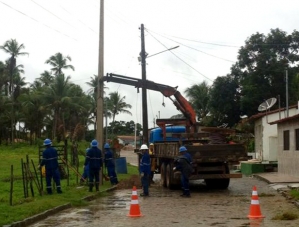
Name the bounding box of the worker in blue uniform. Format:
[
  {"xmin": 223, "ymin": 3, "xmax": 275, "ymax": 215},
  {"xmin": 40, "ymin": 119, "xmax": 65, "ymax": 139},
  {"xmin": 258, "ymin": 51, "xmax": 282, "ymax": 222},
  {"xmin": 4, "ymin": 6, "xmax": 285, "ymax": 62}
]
[
  {"xmin": 40, "ymin": 138, "xmax": 62, "ymax": 194},
  {"xmin": 80, "ymin": 148, "xmax": 90, "ymax": 183},
  {"xmin": 104, "ymin": 143, "xmax": 119, "ymax": 185},
  {"xmin": 84, "ymin": 139, "xmax": 103, "ymax": 192},
  {"xmin": 139, "ymin": 144, "xmax": 151, "ymax": 196},
  {"xmin": 173, "ymin": 146, "xmax": 193, "ymax": 197}
]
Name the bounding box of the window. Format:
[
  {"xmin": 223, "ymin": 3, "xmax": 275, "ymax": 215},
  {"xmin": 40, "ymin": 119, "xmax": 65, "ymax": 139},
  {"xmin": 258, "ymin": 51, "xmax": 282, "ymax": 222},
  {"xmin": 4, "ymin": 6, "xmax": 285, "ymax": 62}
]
[
  {"xmin": 283, "ymin": 130, "xmax": 290, "ymax": 150},
  {"xmin": 295, "ymin": 129, "xmax": 299, "ymax": 150}
]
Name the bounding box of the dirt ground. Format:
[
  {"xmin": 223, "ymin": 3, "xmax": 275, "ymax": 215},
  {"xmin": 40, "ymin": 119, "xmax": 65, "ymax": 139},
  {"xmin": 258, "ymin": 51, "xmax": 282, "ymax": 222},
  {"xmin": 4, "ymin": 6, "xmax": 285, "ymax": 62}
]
[{"xmin": 116, "ymin": 174, "xmax": 142, "ymax": 189}]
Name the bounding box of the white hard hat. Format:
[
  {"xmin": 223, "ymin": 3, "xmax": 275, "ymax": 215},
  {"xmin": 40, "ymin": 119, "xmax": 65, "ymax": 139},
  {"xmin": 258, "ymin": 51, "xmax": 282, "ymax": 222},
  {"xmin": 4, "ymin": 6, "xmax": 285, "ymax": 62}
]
[{"xmin": 140, "ymin": 144, "xmax": 148, "ymax": 150}]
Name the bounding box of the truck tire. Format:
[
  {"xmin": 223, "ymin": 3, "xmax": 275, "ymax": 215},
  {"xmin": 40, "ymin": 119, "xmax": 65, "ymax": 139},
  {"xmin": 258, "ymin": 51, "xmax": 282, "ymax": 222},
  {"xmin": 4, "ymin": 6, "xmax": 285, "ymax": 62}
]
[
  {"xmin": 160, "ymin": 162, "xmax": 167, "ymax": 187},
  {"xmin": 166, "ymin": 163, "xmax": 180, "ymax": 189},
  {"xmin": 166, "ymin": 163, "xmax": 174, "ymax": 189},
  {"xmin": 204, "ymin": 164, "xmax": 230, "ymax": 189}
]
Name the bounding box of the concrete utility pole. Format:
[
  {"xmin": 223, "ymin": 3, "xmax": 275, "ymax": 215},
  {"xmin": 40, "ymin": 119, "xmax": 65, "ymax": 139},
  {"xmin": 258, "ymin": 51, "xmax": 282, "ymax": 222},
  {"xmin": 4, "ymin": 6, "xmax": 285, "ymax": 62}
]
[
  {"xmin": 286, "ymin": 68, "xmax": 289, "ymax": 117},
  {"xmin": 140, "ymin": 24, "xmax": 149, "ymax": 145},
  {"xmin": 96, "ymin": 0, "xmax": 104, "ymax": 148}
]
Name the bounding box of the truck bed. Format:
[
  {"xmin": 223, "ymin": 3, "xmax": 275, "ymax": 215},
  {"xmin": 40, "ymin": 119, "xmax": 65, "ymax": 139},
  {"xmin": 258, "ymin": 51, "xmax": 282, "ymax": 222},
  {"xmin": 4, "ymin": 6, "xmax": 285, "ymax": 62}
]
[{"xmin": 154, "ymin": 142, "xmax": 247, "ymax": 164}]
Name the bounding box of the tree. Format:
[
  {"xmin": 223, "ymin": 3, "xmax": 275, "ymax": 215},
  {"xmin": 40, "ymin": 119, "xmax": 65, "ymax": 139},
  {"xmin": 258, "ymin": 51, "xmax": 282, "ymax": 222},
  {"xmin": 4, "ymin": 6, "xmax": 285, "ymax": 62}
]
[
  {"xmin": 237, "ymin": 29, "xmax": 299, "ymax": 116},
  {"xmin": 86, "ymin": 75, "xmax": 109, "ymax": 131},
  {"xmin": 45, "ymin": 52, "xmax": 75, "ymax": 76},
  {"xmin": 209, "ymin": 66, "xmax": 242, "ymax": 127},
  {"xmin": 184, "ymin": 81, "xmax": 210, "ymax": 123},
  {"xmin": 38, "ymin": 70, "xmax": 54, "ymax": 86},
  {"xmin": 0, "ymin": 39, "xmax": 28, "ymax": 144},
  {"xmin": 41, "ymin": 74, "xmax": 77, "ymax": 140},
  {"xmin": 107, "ymin": 91, "xmax": 132, "ymax": 124}
]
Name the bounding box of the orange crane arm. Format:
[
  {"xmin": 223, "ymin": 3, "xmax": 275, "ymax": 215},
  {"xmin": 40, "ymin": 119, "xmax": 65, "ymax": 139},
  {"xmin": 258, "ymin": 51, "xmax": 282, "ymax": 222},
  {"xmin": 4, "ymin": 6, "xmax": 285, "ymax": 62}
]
[{"xmin": 103, "ymin": 73, "xmax": 197, "ymax": 131}]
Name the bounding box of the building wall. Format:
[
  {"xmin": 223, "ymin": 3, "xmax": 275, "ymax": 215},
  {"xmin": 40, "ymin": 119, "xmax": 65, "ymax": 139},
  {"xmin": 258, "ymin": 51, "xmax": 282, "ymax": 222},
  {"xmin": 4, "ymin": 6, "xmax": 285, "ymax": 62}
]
[
  {"xmin": 254, "ymin": 108, "xmax": 298, "ymax": 162},
  {"xmin": 277, "ymin": 120, "xmax": 299, "ymax": 176}
]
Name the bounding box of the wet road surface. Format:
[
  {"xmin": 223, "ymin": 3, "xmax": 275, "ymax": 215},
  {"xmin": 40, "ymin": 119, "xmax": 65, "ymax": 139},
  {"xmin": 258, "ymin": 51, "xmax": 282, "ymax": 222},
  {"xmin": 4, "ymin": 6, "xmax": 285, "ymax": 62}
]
[{"xmin": 29, "ymin": 176, "xmax": 299, "ymax": 227}]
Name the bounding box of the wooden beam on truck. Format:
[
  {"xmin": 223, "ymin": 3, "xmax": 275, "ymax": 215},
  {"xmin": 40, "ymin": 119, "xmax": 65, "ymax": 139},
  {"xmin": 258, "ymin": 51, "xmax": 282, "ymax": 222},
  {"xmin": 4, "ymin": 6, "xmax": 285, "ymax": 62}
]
[{"xmin": 189, "ymin": 173, "xmax": 242, "ymax": 180}]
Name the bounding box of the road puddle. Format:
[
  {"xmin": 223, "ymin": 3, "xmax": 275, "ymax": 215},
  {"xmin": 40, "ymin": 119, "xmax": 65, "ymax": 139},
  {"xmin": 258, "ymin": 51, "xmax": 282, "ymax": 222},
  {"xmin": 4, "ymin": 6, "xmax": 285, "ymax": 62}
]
[{"xmin": 30, "ymin": 191, "xmax": 131, "ymax": 227}]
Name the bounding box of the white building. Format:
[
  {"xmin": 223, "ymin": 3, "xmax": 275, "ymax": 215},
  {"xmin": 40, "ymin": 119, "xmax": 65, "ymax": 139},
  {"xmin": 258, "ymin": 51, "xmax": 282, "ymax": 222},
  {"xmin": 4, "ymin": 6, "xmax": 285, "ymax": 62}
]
[
  {"xmin": 249, "ymin": 104, "xmax": 298, "ymax": 162},
  {"xmin": 270, "ymin": 114, "xmax": 299, "ymax": 176}
]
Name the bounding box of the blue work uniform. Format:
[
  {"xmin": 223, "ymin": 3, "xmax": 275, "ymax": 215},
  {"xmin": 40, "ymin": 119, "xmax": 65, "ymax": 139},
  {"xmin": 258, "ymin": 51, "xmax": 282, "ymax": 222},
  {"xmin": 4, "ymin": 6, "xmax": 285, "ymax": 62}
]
[
  {"xmin": 175, "ymin": 152, "xmax": 193, "ymax": 196},
  {"xmin": 104, "ymin": 148, "xmax": 119, "ymax": 185},
  {"xmin": 84, "ymin": 147, "xmax": 103, "ymax": 191},
  {"xmin": 40, "ymin": 146, "xmax": 62, "ymax": 194},
  {"xmin": 140, "ymin": 151, "xmax": 151, "ymax": 195},
  {"xmin": 81, "ymin": 149, "xmax": 90, "ymax": 182}
]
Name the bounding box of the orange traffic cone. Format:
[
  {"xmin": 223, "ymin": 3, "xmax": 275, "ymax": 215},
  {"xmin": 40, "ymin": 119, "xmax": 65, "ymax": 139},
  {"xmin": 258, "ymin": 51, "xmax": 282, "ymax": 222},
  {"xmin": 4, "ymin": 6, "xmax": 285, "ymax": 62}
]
[
  {"xmin": 248, "ymin": 186, "xmax": 265, "ymax": 219},
  {"xmin": 127, "ymin": 186, "xmax": 143, "ymax": 217}
]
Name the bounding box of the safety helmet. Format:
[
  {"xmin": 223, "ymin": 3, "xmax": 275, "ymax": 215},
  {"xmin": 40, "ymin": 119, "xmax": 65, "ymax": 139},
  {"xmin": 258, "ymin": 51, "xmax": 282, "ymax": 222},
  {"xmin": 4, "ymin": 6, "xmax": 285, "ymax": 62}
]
[
  {"xmin": 149, "ymin": 143, "xmax": 154, "ymax": 146},
  {"xmin": 179, "ymin": 146, "xmax": 187, "ymax": 152},
  {"xmin": 90, "ymin": 139, "xmax": 98, "ymax": 147},
  {"xmin": 104, "ymin": 143, "xmax": 110, "ymax": 149},
  {"xmin": 44, "ymin": 138, "xmax": 52, "ymax": 146},
  {"xmin": 140, "ymin": 144, "xmax": 148, "ymax": 150}
]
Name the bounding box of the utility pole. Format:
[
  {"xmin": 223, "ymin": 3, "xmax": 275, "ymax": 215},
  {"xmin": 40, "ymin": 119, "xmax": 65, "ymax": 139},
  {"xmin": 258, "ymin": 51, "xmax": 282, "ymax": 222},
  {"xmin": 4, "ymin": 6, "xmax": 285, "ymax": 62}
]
[
  {"xmin": 140, "ymin": 24, "xmax": 149, "ymax": 145},
  {"xmin": 96, "ymin": 0, "xmax": 104, "ymax": 148},
  {"xmin": 286, "ymin": 68, "xmax": 289, "ymax": 117}
]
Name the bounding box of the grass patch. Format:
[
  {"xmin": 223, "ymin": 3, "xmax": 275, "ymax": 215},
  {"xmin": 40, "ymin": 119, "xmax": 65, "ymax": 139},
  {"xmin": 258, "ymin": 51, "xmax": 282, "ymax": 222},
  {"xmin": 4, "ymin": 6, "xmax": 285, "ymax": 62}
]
[
  {"xmin": 289, "ymin": 189, "xmax": 299, "ymax": 200},
  {"xmin": 272, "ymin": 211, "xmax": 298, "ymax": 220},
  {"xmin": 0, "ymin": 143, "xmax": 138, "ymax": 226},
  {"xmin": 259, "ymin": 192, "xmax": 275, "ymax": 197}
]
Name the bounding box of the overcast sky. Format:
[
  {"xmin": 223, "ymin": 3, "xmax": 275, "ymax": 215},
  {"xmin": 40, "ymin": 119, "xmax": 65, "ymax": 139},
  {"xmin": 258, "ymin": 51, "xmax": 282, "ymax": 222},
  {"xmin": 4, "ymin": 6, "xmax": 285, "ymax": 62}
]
[{"xmin": 1, "ymin": 0, "xmax": 298, "ymax": 128}]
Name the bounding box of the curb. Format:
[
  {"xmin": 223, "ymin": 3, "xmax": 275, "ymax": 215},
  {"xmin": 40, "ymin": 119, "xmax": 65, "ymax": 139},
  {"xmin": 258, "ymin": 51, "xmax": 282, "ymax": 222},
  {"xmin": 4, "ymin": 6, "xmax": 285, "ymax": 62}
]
[
  {"xmin": 253, "ymin": 174, "xmax": 299, "ymax": 210},
  {"xmin": 252, "ymin": 174, "xmax": 271, "ymax": 184},
  {"xmin": 4, "ymin": 186, "xmax": 118, "ymax": 227}
]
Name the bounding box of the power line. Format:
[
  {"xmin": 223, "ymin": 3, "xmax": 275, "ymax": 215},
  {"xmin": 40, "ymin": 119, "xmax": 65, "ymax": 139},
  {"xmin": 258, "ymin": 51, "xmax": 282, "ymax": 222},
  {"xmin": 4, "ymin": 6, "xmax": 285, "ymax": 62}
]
[
  {"xmin": 147, "ymin": 29, "xmax": 240, "ymax": 48},
  {"xmin": 0, "ymin": 1, "xmax": 77, "ymax": 41},
  {"xmin": 30, "ymin": 0, "xmax": 76, "ymax": 29},
  {"xmin": 145, "ymin": 28, "xmax": 213, "ymax": 82},
  {"xmin": 59, "ymin": 5, "xmax": 97, "ymax": 34},
  {"xmin": 147, "ymin": 29, "xmax": 235, "ymax": 63}
]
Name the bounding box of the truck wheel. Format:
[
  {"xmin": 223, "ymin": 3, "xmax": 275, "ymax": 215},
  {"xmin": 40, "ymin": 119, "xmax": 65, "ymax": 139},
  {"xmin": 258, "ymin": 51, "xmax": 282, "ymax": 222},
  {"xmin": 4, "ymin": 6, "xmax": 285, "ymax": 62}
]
[
  {"xmin": 204, "ymin": 164, "xmax": 230, "ymax": 189},
  {"xmin": 160, "ymin": 162, "xmax": 167, "ymax": 187},
  {"xmin": 166, "ymin": 163, "xmax": 176, "ymax": 189}
]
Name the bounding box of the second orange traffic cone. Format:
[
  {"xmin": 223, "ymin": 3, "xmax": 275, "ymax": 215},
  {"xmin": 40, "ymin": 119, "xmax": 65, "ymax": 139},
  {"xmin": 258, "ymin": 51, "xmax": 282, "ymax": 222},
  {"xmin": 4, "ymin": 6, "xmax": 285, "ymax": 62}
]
[
  {"xmin": 247, "ymin": 186, "xmax": 265, "ymax": 219},
  {"xmin": 127, "ymin": 186, "xmax": 143, "ymax": 217}
]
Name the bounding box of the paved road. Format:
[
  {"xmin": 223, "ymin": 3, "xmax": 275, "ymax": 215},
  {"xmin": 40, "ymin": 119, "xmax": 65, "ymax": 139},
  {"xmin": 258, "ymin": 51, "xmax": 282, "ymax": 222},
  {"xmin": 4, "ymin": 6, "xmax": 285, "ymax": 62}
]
[
  {"xmin": 28, "ymin": 176, "xmax": 299, "ymax": 227},
  {"xmin": 119, "ymin": 148, "xmax": 138, "ymax": 166},
  {"xmin": 26, "ymin": 148, "xmax": 299, "ymax": 227}
]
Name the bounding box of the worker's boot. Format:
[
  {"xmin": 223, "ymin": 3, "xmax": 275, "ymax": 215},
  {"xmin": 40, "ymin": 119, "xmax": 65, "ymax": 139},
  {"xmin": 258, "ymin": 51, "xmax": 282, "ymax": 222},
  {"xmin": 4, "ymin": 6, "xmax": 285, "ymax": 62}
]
[
  {"xmin": 89, "ymin": 183, "xmax": 93, "ymax": 192},
  {"xmin": 57, "ymin": 186, "xmax": 62, "ymax": 194},
  {"xmin": 95, "ymin": 184, "xmax": 99, "ymax": 192},
  {"xmin": 47, "ymin": 188, "xmax": 53, "ymax": 195}
]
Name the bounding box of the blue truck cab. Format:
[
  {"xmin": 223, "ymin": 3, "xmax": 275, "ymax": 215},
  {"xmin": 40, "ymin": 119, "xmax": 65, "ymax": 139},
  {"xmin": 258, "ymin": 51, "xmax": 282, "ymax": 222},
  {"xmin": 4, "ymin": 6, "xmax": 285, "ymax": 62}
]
[{"xmin": 149, "ymin": 126, "xmax": 186, "ymax": 143}]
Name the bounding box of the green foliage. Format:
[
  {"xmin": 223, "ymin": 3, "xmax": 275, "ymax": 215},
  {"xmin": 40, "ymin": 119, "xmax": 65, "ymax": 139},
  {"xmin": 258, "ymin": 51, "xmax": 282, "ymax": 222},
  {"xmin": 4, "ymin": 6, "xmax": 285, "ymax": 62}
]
[
  {"xmin": 238, "ymin": 28, "xmax": 299, "ymax": 116},
  {"xmin": 106, "ymin": 120, "xmax": 142, "ymax": 136}
]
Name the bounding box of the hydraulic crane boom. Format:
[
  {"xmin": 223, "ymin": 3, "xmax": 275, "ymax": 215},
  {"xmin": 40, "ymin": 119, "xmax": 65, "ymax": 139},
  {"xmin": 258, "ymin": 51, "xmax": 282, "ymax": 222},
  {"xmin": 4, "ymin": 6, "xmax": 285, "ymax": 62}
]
[{"xmin": 103, "ymin": 73, "xmax": 197, "ymax": 133}]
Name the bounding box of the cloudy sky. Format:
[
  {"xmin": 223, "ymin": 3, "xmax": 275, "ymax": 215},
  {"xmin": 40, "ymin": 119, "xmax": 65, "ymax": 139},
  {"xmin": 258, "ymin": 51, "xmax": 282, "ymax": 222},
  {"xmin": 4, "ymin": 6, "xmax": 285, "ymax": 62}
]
[{"xmin": 1, "ymin": 0, "xmax": 298, "ymax": 128}]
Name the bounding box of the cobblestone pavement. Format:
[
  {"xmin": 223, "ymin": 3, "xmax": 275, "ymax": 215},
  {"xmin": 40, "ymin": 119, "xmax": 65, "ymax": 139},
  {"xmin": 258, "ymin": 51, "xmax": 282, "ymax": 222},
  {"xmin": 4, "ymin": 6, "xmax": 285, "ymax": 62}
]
[{"xmin": 28, "ymin": 175, "xmax": 299, "ymax": 227}]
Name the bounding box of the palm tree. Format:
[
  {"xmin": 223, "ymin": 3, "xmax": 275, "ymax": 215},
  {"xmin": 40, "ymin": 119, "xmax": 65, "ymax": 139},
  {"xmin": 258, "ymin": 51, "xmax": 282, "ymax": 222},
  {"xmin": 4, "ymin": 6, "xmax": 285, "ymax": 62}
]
[
  {"xmin": 107, "ymin": 91, "xmax": 132, "ymax": 123},
  {"xmin": 86, "ymin": 75, "xmax": 109, "ymax": 131},
  {"xmin": 45, "ymin": 52, "xmax": 75, "ymax": 76},
  {"xmin": 0, "ymin": 61, "xmax": 8, "ymax": 94},
  {"xmin": 0, "ymin": 39, "xmax": 28, "ymax": 144},
  {"xmin": 41, "ymin": 74, "xmax": 74, "ymax": 139},
  {"xmin": 184, "ymin": 81, "xmax": 210, "ymax": 123},
  {"xmin": 38, "ymin": 70, "xmax": 54, "ymax": 86}
]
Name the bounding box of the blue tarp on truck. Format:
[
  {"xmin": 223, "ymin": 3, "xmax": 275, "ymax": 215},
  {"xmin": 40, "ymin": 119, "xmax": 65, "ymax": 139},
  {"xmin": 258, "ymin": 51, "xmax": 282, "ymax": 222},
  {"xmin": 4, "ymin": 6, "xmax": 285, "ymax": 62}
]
[{"xmin": 149, "ymin": 126, "xmax": 186, "ymax": 143}]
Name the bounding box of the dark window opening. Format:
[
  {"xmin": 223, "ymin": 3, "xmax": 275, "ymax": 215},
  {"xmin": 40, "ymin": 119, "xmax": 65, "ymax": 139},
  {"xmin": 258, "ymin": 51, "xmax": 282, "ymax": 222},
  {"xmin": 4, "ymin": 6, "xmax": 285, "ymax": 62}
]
[
  {"xmin": 283, "ymin": 130, "xmax": 290, "ymax": 150},
  {"xmin": 295, "ymin": 129, "xmax": 299, "ymax": 150}
]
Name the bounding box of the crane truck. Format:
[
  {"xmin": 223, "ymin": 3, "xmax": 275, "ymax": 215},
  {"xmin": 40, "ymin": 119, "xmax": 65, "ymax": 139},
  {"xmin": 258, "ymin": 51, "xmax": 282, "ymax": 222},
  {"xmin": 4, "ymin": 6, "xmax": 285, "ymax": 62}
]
[{"xmin": 103, "ymin": 73, "xmax": 248, "ymax": 189}]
